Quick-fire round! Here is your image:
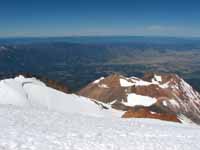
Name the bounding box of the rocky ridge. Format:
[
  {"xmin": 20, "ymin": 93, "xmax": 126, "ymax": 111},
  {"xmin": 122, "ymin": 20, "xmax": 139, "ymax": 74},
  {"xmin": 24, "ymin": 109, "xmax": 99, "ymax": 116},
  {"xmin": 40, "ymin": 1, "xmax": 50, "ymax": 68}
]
[{"xmin": 78, "ymin": 73, "xmax": 200, "ymax": 124}]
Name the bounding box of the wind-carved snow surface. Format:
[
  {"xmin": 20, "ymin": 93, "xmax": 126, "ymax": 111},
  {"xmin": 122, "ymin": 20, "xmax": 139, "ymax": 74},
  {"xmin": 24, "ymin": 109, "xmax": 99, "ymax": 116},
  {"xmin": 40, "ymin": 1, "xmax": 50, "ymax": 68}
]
[
  {"xmin": 123, "ymin": 93, "xmax": 157, "ymax": 107},
  {"xmin": 0, "ymin": 76, "xmax": 122, "ymax": 117},
  {"xmin": 0, "ymin": 105, "xmax": 199, "ymax": 150}
]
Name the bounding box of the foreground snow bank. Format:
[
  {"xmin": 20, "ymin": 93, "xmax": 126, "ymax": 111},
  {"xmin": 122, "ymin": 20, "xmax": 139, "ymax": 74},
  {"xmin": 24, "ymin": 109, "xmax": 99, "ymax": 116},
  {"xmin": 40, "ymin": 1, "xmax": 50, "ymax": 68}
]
[
  {"xmin": 0, "ymin": 76, "xmax": 122, "ymax": 117},
  {"xmin": 0, "ymin": 105, "xmax": 199, "ymax": 150}
]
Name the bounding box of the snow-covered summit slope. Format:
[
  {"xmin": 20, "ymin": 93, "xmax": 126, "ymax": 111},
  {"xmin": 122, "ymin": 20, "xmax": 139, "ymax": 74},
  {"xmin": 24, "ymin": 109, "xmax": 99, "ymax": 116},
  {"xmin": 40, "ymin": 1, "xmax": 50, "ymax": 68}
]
[
  {"xmin": 0, "ymin": 75, "xmax": 122, "ymax": 117},
  {"xmin": 0, "ymin": 75, "xmax": 199, "ymax": 150},
  {"xmin": 0, "ymin": 105, "xmax": 199, "ymax": 150}
]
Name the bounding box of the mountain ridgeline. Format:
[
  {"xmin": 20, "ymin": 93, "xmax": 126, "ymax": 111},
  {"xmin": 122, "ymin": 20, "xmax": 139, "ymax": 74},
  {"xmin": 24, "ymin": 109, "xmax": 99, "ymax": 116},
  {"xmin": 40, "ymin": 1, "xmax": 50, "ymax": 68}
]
[
  {"xmin": 0, "ymin": 73, "xmax": 200, "ymax": 125},
  {"xmin": 78, "ymin": 73, "xmax": 200, "ymax": 124}
]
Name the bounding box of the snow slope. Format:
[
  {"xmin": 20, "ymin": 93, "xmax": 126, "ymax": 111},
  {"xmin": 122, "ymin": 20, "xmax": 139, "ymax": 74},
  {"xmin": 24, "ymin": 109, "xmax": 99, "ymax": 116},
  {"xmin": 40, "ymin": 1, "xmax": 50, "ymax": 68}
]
[
  {"xmin": 0, "ymin": 105, "xmax": 199, "ymax": 150},
  {"xmin": 0, "ymin": 76, "xmax": 122, "ymax": 117},
  {"xmin": 0, "ymin": 75, "xmax": 199, "ymax": 149}
]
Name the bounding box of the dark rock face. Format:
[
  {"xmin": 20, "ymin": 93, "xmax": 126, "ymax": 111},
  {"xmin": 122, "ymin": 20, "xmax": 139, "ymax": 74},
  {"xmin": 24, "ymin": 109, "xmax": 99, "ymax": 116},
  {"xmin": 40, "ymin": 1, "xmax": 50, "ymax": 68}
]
[
  {"xmin": 78, "ymin": 73, "xmax": 200, "ymax": 124},
  {"xmin": 78, "ymin": 74, "xmax": 126, "ymax": 103}
]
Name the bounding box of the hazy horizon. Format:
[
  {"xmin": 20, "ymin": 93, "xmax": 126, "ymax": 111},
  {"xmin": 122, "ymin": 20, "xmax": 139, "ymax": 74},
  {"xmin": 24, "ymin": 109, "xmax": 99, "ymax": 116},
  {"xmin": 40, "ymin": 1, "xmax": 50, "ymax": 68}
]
[{"xmin": 1, "ymin": 0, "xmax": 200, "ymax": 37}]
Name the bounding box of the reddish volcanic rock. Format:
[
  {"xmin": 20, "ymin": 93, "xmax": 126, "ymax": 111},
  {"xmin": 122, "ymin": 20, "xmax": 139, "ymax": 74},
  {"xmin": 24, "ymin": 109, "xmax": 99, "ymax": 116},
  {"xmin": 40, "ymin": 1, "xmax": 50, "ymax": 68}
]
[
  {"xmin": 122, "ymin": 108, "xmax": 181, "ymax": 123},
  {"xmin": 78, "ymin": 73, "xmax": 200, "ymax": 124},
  {"xmin": 78, "ymin": 74, "xmax": 127, "ymax": 103}
]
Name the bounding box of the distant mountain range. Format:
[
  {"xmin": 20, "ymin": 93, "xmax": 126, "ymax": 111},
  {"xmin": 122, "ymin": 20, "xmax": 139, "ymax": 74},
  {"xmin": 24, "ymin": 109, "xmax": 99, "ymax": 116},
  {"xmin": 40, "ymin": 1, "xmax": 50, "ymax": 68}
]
[{"xmin": 1, "ymin": 36, "xmax": 200, "ymax": 45}]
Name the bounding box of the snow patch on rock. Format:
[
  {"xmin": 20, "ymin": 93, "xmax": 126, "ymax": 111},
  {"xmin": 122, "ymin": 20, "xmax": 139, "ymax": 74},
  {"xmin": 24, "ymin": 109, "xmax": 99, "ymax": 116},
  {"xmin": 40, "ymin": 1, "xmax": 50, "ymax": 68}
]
[
  {"xmin": 93, "ymin": 77, "xmax": 104, "ymax": 84},
  {"xmin": 162, "ymin": 101, "xmax": 168, "ymax": 106},
  {"xmin": 98, "ymin": 84, "xmax": 109, "ymax": 88},
  {"xmin": 152, "ymin": 74, "xmax": 162, "ymax": 83},
  {"xmin": 129, "ymin": 75, "xmax": 168, "ymax": 88},
  {"xmin": 120, "ymin": 78, "xmax": 134, "ymax": 87},
  {"xmin": 131, "ymin": 79, "xmax": 152, "ymax": 86},
  {"xmin": 123, "ymin": 93, "xmax": 157, "ymax": 107}
]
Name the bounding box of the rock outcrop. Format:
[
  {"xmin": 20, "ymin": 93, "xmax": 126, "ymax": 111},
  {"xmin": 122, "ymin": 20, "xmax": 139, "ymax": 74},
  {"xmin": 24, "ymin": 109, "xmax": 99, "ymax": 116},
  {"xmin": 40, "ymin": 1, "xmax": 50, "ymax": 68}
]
[{"xmin": 78, "ymin": 73, "xmax": 200, "ymax": 124}]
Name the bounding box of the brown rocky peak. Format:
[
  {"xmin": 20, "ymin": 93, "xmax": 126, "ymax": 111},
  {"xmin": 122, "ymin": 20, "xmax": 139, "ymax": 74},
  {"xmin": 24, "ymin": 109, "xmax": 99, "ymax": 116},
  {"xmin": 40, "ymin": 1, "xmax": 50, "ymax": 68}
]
[
  {"xmin": 78, "ymin": 72, "xmax": 200, "ymax": 124},
  {"xmin": 143, "ymin": 72, "xmax": 181, "ymax": 85},
  {"xmin": 98, "ymin": 73, "xmax": 122, "ymax": 88}
]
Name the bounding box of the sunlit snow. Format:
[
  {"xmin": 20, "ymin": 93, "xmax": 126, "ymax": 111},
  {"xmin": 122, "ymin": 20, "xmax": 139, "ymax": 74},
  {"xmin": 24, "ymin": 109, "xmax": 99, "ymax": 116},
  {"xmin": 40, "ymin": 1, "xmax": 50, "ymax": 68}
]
[
  {"xmin": 123, "ymin": 93, "xmax": 157, "ymax": 107},
  {"xmin": 0, "ymin": 105, "xmax": 199, "ymax": 150}
]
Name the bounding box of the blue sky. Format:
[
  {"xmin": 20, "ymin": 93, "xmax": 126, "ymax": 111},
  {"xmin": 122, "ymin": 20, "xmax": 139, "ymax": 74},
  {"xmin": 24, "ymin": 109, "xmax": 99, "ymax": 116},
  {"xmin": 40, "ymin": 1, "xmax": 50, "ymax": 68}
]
[{"xmin": 1, "ymin": 0, "xmax": 200, "ymax": 37}]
